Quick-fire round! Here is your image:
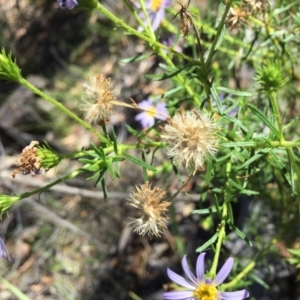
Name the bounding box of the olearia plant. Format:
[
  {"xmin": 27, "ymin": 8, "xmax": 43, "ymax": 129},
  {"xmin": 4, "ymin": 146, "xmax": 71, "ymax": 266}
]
[{"xmin": 1, "ymin": 0, "xmax": 300, "ymax": 298}]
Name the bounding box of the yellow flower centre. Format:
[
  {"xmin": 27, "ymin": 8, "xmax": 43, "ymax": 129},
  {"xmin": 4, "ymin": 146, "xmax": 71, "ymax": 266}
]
[
  {"xmin": 193, "ymin": 283, "xmax": 218, "ymax": 300},
  {"xmin": 150, "ymin": 0, "xmax": 163, "ymax": 11},
  {"xmin": 146, "ymin": 106, "xmax": 157, "ymax": 117}
]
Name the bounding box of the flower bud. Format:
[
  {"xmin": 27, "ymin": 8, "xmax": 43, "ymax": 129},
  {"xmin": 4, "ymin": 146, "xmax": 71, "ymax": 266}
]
[
  {"xmin": 255, "ymin": 60, "xmax": 288, "ymax": 91},
  {"xmin": 0, "ymin": 194, "xmax": 21, "ymax": 217},
  {"xmin": 0, "ymin": 48, "xmax": 22, "ymax": 83}
]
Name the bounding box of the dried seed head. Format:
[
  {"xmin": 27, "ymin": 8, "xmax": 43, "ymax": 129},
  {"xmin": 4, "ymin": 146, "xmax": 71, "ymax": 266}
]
[
  {"xmin": 161, "ymin": 109, "xmax": 218, "ymax": 172},
  {"xmin": 127, "ymin": 182, "xmax": 170, "ymax": 238},
  {"xmin": 11, "ymin": 141, "xmax": 61, "ymax": 178},
  {"xmin": 82, "ymin": 74, "xmax": 116, "ymax": 124},
  {"xmin": 244, "ymin": 0, "xmax": 269, "ymax": 12},
  {"xmin": 12, "ymin": 141, "xmax": 41, "ymax": 178},
  {"xmin": 226, "ymin": 6, "xmax": 249, "ymax": 30}
]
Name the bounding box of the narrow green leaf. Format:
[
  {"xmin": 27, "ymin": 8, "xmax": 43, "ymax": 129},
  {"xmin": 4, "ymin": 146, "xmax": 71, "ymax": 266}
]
[
  {"xmin": 162, "ymin": 86, "xmax": 184, "ymax": 98},
  {"xmin": 247, "ymin": 104, "xmax": 280, "ymax": 139},
  {"xmin": 126, "ymin": 124, "xmax": 139, "ymax": 135},
  {"xmin": 211, "ymin": 85, "xmax": 223, "ymax": 113},
  {"xmin": 250, "ymin": 274, "xmax": 269, "ymax": 289},
  {"xmin": 215, "ymin": 25, "xmax": 226, "ymax": 50},
  {"xmin": 0, "ymin": 277, "xmax": 31, "ymax": 300},
  {"xmin": 236, "ymin": 153, "xmax": 263, "ymax": 170},
  {"xmin": 122, "ymin": 152, "xmax": 157, "ymax": 171},
  {"xmin": 192, "ymin": 206, "xmax": 223, "ymax": 215},
  {"xmin": 222, "ymin": 141, "xmax": 257, "ymax": 148},
  {"xmin": 196, "ymin": 233, "xmax": 219, "ymax": 252},
  {"xmin": 227, "ymin": 221, "xmax": 253, "ymax": 246},
  {"xmin": 120, "ymin": 52, "xmax": 153, "ymax": 63},
  {"xmin": 222, "ymin": 115, "xmax": 249, "ymax": 133},
  {"xmin": 217, "ymin": 87, "xmax": 253, "ymax": 97}
]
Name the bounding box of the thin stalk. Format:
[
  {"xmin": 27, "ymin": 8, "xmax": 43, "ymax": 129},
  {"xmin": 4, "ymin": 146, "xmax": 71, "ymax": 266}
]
[
  {"xmin": 19, "ymin": 77, "xmax": 109, "ymax": 144},
  {"xmin": 95, "ymin": 3, "xmax": 197, "ymax": 65},
  {"xmin": 267, "ymin": 90, "xmax": 284, "ymax": 142},
  {"xmin": 221, "ymin": 261, "xmax": 256, "ymax": 289},
  {"xmin": 210, "ymin": 160, "xmax": 231, "ymax": 276},
  {"xmin": 205, "ymin": 0, "xmax": 233, "ymax": 69},
  {"xmin": 20, "ymin": 169, "xmax": 84, "ymax": 199}
]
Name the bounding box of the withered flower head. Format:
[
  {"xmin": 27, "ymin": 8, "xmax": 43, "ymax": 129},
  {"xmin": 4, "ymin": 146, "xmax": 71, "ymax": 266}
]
[
  {"xmin": 82, "ymin": 74, "xmax": 117, "ymax": 124},
  {"xmin": 244, "ymin": 0, "xmax": 269, "ymax": 11},
  {"xmin": 12, "ymin": 141, "xmax": 41, "ymax": 178},
  {"xmin": 226, "ymin": 6, "xmax": 249, "ymax": 30},
  {"xmin": 161, "ymin": 109, "xmax": 218, "ymax": 172},
  {"xmin": 11, "ymin": 141, "xmax": 61, "ymax": 178},
  {"xmin": 127, "ymin": 182, "xmax": 170, "ymax": 238}
]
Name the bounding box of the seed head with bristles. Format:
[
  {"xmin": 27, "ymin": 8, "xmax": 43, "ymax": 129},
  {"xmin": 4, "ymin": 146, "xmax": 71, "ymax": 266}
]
[
  {"xmin": 127, "ymin": 182, "xmax": 170, "ymax": 238},
  {"xmin": 244, "ymin": 0, "xmax": 269, "ymax": 12},
  {"xmin": 81, "ymin": 74, "xmax": 117, "ymax": 124},
  {"xmin": 226, "ymin": 6, "xmax": 249, "ymax": 30},
  {"xmin": 161, "ymin": 109, "xmax": 218, "ymax": 172}
]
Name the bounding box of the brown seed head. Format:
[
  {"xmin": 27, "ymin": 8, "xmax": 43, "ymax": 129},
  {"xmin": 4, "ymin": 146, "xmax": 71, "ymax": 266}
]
[
  {"xmin": 11, "ymin": 141, "xmax": 41, "ymax": 178},
  {"xmin": 244, "ymin": 0, "xmax": 269, "ymax": 11},
  {"xmin": 82, "ymin": 74, "xmax": 116, "ymax": 124},
  {"xmin": 226, "ymin": 6, "xmax": 249, "ymax": 30},
  {"xmin": 161, "ymin": 109, "xmax": 218, "ymax": 172},
  {"xmin": 127, "ymin": 182, "xmax": 170, "ymax": 238}
]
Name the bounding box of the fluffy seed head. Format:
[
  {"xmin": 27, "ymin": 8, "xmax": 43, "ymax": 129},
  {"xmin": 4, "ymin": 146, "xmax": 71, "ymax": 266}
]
[
  {"xmin": 127, "ymin": 182, "xmax": 170, "ymax": 237},
  {"xmin": 161, "ymin": 109, "xmax": 218, "ymax": 172},
  {"xmin": 82, "ymin": 74, "xmax": 116, "ymax": 124}
]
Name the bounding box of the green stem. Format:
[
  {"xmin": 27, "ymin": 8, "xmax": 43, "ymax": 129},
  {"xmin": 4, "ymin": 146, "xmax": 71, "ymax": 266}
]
[
  {"xmin": 205, "ymin": 0, "xmax": 233, "ymax": 69},
  {"xmin": 210, "ymin": 160, "xmax": 231, "ymax": 276},
  {"xmin": 286, "ymin": 148, "xmax": 300, "ymax": 212},
  {"xmin": 19, "ymin": 77, "xmax": 109, "ymax": 144},
  {"xmin": 19, "ymin": 169, "xmax": 84, "ymax": 199},
  {"xmin": 95, "ymin": 3, "xmax": 197, "ymax": 65},
  {"xmin": 95, "ymin": 2, "xmax": 200, "ymax": 105},
  {"xmin": 139, "ymin": 0, "xmax": 156, "ymax": 40},
  {"xmin": 267, "ymin": 90, "xmax": 284, "ymax": 142},
  {"xmin": 222, "ymin": 140, "xmax": 300, "ymax": 148},
  {"xmin": 221, "ymin": 261, "xmax": 255, "ymax": 289}
]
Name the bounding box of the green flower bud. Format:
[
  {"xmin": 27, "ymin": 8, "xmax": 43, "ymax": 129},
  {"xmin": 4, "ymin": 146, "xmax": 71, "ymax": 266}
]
[
  {"xmin": 36, "ymin": 143, "xmax": 62, "ymax": 170},
  {"xmin": 255, "ymin": 60, "xmax": 288, "ymax": 91},
  {"xmin": 0, "ymin": 48, "xmax": 22, "ymax": 83},
  {"xmin": 0, "ymin": 194, "xmax": 21, "ymax": 217}
]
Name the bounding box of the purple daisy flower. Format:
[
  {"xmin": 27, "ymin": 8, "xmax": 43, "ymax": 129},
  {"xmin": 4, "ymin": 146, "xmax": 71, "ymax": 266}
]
[
  {"xmin": 163, "ymin": 253, "xmax": 249, "ymax": 300},
  {"xmin": 134, "ymin": 0, "xmax": 172, "ymax": 31},
  {"xmin": 57, "ymin": 0, "xmax": 78, "ymax": 9},
  {"xmin": 135, "ymin": 97, "xmax": 168, "ymax": 128},
  {"xmin": 0, "ymin": 237, "xmax": 11, "ymax": 262}
]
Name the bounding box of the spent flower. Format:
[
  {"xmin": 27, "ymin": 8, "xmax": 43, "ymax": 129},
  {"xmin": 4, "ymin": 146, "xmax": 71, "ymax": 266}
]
[
  {"xmin": 244, "ymin": 0, "xmax": 270, "ymax": 11},
  {"xmin": 226, "ymin": 6, "xmax": 249, "ymax": 30},
  {"xmin": 127, "ymin": 182, "xmax": 170, "ymax": 237},
  {"xmin": 11, "ymin": 141, "xmax": 61, "ymax": 178},
  {"xmin": 163, "ymin": 253, "xmax": 249, "ymax": 300},
  {"xmin": 0, "ymin": 237, "xmax": 11, "ymax": 261},
  {"xmin": 161, "ymin": 109, "xmax": 218, "ymax": 172},
  {"xmin": 135, "ymin": 97, "xmax": 168, "ymax": 128},
  {"xmin": 82, "ymin": 74, "xmax": 119, "ymax": 124}
]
